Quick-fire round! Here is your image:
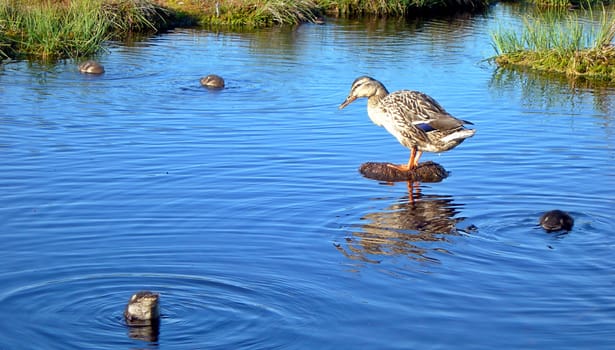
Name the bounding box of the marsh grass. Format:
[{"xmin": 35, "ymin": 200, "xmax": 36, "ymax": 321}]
[
  {"xmin": 491, "ymin": 6, "xmax": 615, "ymax": 81},
  {"xmin": 161, "ymin": 0, "xmax": 489, "ymax": 28},
  {"xmin": 167, "ymin": 0, "xmax": 319, "ymax": 27},
  {"xmin": 528, "ymin": 0, "xmax": 608, "ymax": 9},
  {"xmin": 0, "ymin": 0, "xmax": 165, "ymax": 60},
  {"xmin": 319, "ymin": 0, "xmax": 490, "ymax": 16},
  {"xmin": 528, "ymin": 0, "xmax": 574, "ymax": 8},
  {"xmin": 102, "ymin": 0, "xmax": 169, "ymax": 34},
  {"xmin": 221, "ymin": 0, "xmax": 318, "ymax": 26},
  {"xmin": 1, "ymin": 0, "xmax": 492, "ymax": 60},
  {"xmin": 0, "ymin": 1, "xmax": 108, "ymax": 59},
  {"xmin": 258, "ymin": 0, "xmax": 318, "ymax": 25}
]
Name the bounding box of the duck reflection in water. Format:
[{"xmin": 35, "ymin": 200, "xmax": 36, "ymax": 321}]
[
  {"xmin": 335, "ymin": 184, "xmax": 471, "ymax": 265},
  {"xmin": 124, "ymin": 291, "xmax": 160, "ymax": 343},
  {"xmin": 127, "ymin": 322, "xmax": 159, "ymax": 343}
]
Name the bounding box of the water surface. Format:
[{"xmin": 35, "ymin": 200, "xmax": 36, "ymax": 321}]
[{"xmin": 1, "ymin": 4, "xmax": 614, "ymax": 349}]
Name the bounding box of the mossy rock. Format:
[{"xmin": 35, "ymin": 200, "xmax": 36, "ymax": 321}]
[{"xmin": 359, "ymin": 161, "xmax": 448, "ymax": 182}]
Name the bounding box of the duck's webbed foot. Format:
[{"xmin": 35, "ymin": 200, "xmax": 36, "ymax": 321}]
[{"xmin": 386, "ymin": 163, "xmax": 413, "ymax": 172}]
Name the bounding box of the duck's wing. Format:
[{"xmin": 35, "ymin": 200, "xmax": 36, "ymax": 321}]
[
  {"xmin": 383, "ymin": 90, "xmax": 469, "ymax": 133},
  {"xmin": 381, "ymin": 90, "xmax": 447, "ymax": 123}
]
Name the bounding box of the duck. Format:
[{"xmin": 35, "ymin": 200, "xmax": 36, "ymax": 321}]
[
  {"xmin": 339, "ymin": 76, "xmax": 475, "ymax": 171},
  {"xmin": 78, "ymin": 60, "xmax": 105, "ymax": 74},
  {"xmin": 200, "ymin": 74, "xmax": 225, "ymax": 89},
  {"xmin": 539, "ymin": 210, "xmax": 574, "ymax": 232},
  {"xmin": 124, "ymin": 291, "xmax": 160, "ymax": 326}
]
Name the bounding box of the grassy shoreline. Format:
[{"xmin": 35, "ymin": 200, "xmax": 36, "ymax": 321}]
[
  {"xmin": 161, "ymin": 0, "xmax": 492, "ymax": 27},
  {"xmin": 0, "ymin": 0, "xmax": 490, "ymax": 60},
  {"xmin": 0, "ymin": 0, "xmax": 168, "ymax": 60},
  {"xmin": 490, "ymin": 5, "xmax": 615, "ymax": 82},
  {"xmin": 2, "ymin": 0, "xmax": 615, "ymax": 84}
]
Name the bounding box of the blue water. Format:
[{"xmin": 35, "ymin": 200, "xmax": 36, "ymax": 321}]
[{"xmin": 1, "ymin": 4, "xmax": 614, "ymax": 349}]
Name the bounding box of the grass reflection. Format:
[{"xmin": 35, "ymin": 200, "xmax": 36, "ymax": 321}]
[{"xmin": 489, "ymin": 66, "xmax": 615, "ymax": 114}]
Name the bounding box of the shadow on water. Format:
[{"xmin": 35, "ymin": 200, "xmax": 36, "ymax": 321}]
[{"xmin": 335, "ymin": 183, "xmax": 472, "ymax": 267}]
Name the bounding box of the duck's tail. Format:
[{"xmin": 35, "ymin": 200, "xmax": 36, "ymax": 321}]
[{"xmin": 441, "ymin": 128, "xmax": 476, "ymax": 143}]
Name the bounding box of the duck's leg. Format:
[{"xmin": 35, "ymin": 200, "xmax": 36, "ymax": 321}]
[
  {"xmin": 387, "ymin": 146, "xmax": 417, "ymax": 171},
  {"xmin": 410, "ymin": 149, "xmax": 423, "ymax": 169}
]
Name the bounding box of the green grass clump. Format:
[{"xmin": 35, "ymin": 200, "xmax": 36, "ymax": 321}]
[
  {"xmin": 0, "ymin": 17, "xmax": 13, "ymax": 59},
  {"xmin": 528, "ymin": 0, "xmax": 575, "ymax": 8},
  {"xmin": 527, "ymin": 0, "xmax": 608, "ymax": 9},
  {"xmin": 216, "ymin": 0, "xmax": 318, "ymax": 26},
  {"xmin": 0, "ymin": 0, "xmax": 494, "ymax": 60},
  {"xmin": 0, "ymin": 0, "xmax": 108, "ymax": 60},
  {"xmin": 102, "ymin": 0, "xmax": 169, "ymax": 34},
  {"xmin": 318, "ymin": 0, "xmax": 409, "ymax": 16},
  {"xmin": 301, "ymin": 0, "xmax": 491, "ymax": 17},
  {"xmin": 161, "ymin": 0, "xmax": 319, "ymax": 27},
  {"xmin": 160, "ymin": 0, "xmax": 490, "ymax": 28},
  {"xmin": 319, "ymin": 0, "xmax": 490, "ymax": 16},
  {"xmin": 0, "ymin": 0, "xmax": 166, "ymax": 60},
  {"xmin": 257, "ymin": 0, "xmax": 319, "ymax": 25},
  {"xmin": 491, "ymin": 6, "xmax": 615, "ymax": 81}
]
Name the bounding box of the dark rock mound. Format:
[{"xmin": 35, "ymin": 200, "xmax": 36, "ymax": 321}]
[{"xmin": 359, "ymin": 161, "xmax": 448, "ymax": 182}]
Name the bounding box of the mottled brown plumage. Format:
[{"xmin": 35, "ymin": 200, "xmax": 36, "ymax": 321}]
[
  {"xmin": 200, "ymin": 74, "xmax": 225, "ymax": 89},
  {"xmin": 124, "ymin": 291, "xmax": 160, "ymax": 326},
  {"xmin": 78, "ymin": 60, "xmax": 104, "ymax": 74},
  {"xmin": 339, "ymin": 76, "xmax": 475, "ymax": 170}
]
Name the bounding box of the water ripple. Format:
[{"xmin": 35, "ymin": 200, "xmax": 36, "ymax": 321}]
[
  {"xmin": 2, "ymin": 6, "xmax": 615, "ymax": 349},
  {"xmin": 0, "ymin": 272, "xmax": 315, "ymax": 348}
]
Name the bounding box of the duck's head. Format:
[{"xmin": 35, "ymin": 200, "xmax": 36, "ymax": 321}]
[
  {"xmin": 78, "ymin": 60, "xmax": 105, "ymax": 74},
  {"xmin": 200, "ymin": 74, "xmax": 225, "ymax": 89},
  {"xmin": 125, "ymin": 291, "xmax": 160, "ymax": 324},
  {"xmin": 339, "ymin": 76, "xmax": 388, "ymax": 109},
  {"xmin": 539, "ymin": 210, "xmax": 574, "ymax": 232}
]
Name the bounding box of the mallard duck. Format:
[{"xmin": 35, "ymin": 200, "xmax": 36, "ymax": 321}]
[
  {"xmin": 339, "ymin": 76, "xmax": 475, "ymax": 170},
  {"xmin": 78, "ymin": 60, "xmax": 105, "ymax": 74},
  {"xmin": 124, "ymin": 291, "xmax": 160, "ymax": 326},
  {"xmin": 200, "ymin": 74, "xmax": 225, "ymax": 89},
  {"xmin": 539, "ymin": 210, "xmax": 574, "ymax": 232}
]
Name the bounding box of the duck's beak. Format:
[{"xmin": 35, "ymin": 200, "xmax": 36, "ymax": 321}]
[{"xmin": 338, "ymin": 95, "xmax": 356, "ymax": 110}]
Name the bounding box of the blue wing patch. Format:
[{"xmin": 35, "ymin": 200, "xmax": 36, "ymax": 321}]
[{"xmin": 415, "ymin": 123, "xmax": 436, "ymax": 132}]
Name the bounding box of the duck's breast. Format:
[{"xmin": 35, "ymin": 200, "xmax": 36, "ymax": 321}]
[{"xmin": 367, "ymin": 102, "xmax": 387, "ymax": 127}]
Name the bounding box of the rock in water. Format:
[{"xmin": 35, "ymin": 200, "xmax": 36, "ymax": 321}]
[{"xmin": 359, "ymin": 161, "xmax": 448, "ymax": 182}]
